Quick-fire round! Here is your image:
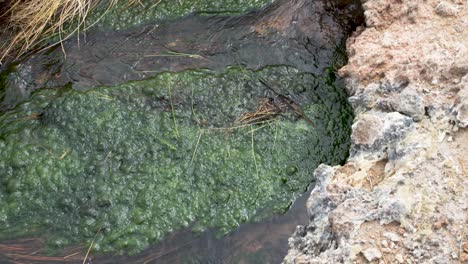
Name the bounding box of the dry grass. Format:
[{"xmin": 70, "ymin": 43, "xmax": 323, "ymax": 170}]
[
  {"xmin": 0, "ymin": 0, "xmax": 139, "ymax": 64},
  {"xmin": 235, "ymin": 98, "xmax": 282, "ymax": 125},
  {"xmin": 0, "ymin": 238, "xmax": 86, "ymax": 263}
]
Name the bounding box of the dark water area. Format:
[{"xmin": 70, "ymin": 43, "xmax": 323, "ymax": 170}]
[
  {"xmin": 0, "ymin": 0, "xmax": 363, "ymax": 263},
  {"xmin": 0, "ymin": 0, "xmax": 363, "ymax": 108},
  {"xmin": 95, "ymin": 189, "xmax": 312, "ymax": 264},
  {"xmin": 0, "ymin": 188, "xmax": 311, "ymax": 264}
]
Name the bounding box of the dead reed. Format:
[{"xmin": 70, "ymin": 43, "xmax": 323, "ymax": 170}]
[{"xmin": 0, "ymin": 0, "xmax": 139, "ymax": 64}]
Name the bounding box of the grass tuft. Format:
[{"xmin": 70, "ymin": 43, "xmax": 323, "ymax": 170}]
[{"xmin": 0, "ymin": 0, "xmax": 140, "ymax": 64}]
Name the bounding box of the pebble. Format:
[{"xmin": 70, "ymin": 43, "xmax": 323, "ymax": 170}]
[
  {"xmin": 381, "ymin": 239, "xmax": 388, "ymax": 248},
  {"xmin": 362, "ymin": 247, "xmax": 383, "ymax": 262},
  {"xmin": 413, "ymin": 249, "xmax": 422, "ymax": 258},
  {"xmin": 435, "ymin": 1, "xmax": 459, "ymax": 17},
  {"xmin": 395, "ymin": 254, "xmax": 404, "ymax": 263},
  {"xmin": 384, "ymin": 232, "xmax": 401, "ymax": 242}
]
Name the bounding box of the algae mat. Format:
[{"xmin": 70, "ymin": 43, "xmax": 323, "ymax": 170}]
[{"xmin": 0, "ymin": 66, "xmax": 352, "ymax": 254}]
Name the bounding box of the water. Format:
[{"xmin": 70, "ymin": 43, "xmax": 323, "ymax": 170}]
[
  {"xmin": 97, "ymin": 189, "xmax": 312, "ymax": 264},
  {"xmin": 0, "ymin": 188, "xmax": 310, "ymax": 264},
  {"xmin": 0, "ymin": 0, "xmax": 363, "ymax": 263}
]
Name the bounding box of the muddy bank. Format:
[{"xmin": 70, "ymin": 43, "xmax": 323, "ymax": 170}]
[{"xmin": 285, "ymin": 0, "xmax": 467, "ymax": 263}]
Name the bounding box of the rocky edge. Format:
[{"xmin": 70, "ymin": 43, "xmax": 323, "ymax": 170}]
[{"xmin": 285, "ymin": 0, "xmax": 468, "ymax": 263}]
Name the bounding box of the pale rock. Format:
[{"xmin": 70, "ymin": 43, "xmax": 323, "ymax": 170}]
[
  {"xmin": 362, "ymin": 247, "xmax": 382, "ymax": 261},
  {"xmin": 381, "ymin": 239, "xmax": 388, "ymax": 247},
  {"xmin": 391, "ymin": 87, "xmax": 425, "ymax": 121},
  {"xmin": 383, "ymin": 232, "xmax": 401, "ymax": 242},
  {"xmin": 435, "ymin": 1, "xmax": 460, "ymax": 17},
  {"xmin": 454, "ymin": 85, "xmax": 468, "ymax": 128},
  {"xmin": 395, "ymin": 254, "xmax": 404, "ymax": 263},
  {"xmin": 285, "ymin": 0, "xmax": 468, "ymax": 263},
  {"xmin": 351, "ymin": 114, "xmax": 383, "ymax": 146}
]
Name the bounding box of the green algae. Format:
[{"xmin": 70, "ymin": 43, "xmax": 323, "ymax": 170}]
[
  {"xmin": 0, "ymin": 66, "xmax": 352, "ymax": 254},
  {"xmin": 88, "ymin": 0, "xmax": 273, "ymax": 31}
]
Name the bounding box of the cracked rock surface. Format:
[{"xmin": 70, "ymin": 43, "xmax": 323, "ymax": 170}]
[{"xmin": 285, "ymin": 0, "xmax": 468, "ymax": 263}]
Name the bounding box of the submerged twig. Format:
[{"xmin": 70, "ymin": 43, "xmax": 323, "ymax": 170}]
[
  {"xmin": 168, "ymin": 86, "xmax": 180, "ymax": 139},
  {"xmin": 250, "ymin": 125, "xmax": 259, "ymax": 178},
  {"xmin": 82, "ymin": 225, "xmax": 102, "ymax": 264},
  {"xmin": 258, "ymin": 78, "xmax": 314, "ymax": 126},
  {"xmin": 144, "ymin": 51, "xmax": 206, "ymax": 60},
  {"xmin": 190, "ymin": 130, "xmax": 203, "ymax": 166}
]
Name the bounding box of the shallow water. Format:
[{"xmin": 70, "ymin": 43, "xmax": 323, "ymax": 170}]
[
  {"xmin": 0, "ymin": 0, "xmax": 363, "ymax": 263},
  {"xmin": 95, "ymin": 188, "xmax": 311, "ymax": 264},
  {"xmin": 0, "ymin": 188, "xmax": 310, "ymax": 264},
  {"xmin": 0, "ymin": 0, "xmax": 363, "ymax": 108}
]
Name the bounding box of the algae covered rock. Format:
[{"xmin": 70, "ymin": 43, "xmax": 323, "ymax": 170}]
[{"xmin": 0, "ymin": 66, "xmax": 352, "ymax": 254}]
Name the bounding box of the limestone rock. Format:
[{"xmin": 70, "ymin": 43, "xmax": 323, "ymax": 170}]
[
  {"xmin": 351, "ymin": 114, "xmax": 383, "ymax": 146},
  {"xmin": 351, "ymin": 112, "xmax": 414, "ymax": 160},
  {"xmin": 454, "ymin": 82, "xmax": 468, "ymax": 128},
  {"xmin": 391, "ymin": 87, "xmax": 425, "ymax": 122},
  {"xmin": 285, "ymin": 0, "xmax": 467, "ymax": 263}
]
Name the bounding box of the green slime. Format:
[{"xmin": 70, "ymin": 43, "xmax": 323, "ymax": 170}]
[{"xmin": 0, "ymin": 66, "xmax": 352, "ymax": 254}]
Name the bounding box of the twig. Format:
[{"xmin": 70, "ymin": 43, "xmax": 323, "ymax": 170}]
[
  {"xmin": 258, "ymin": 79, "xmax": 314, "ymax": 126},
  {"xmin": 251, "ymin": 125, "xmax": 259, "ymax": 178},
  {"xmin": 82, "ymin": 226, "xmax": 102, "ymax": 264},
  {"xmin": 59, "ymin": 149, "xmax": 71, "ymax": 160},
  {"xmin": 242, "ymin": 123, "xmax": 269, "ymax": 136},
  {"xmin": 149, "ymin": 0, "xmax": 163, "ymax": 10},
  {"xmin": 190, "ymin": 130, "xmax": 203, "ymax": 166},
  {"xmin": 144, "ymin": 51, "xmax": 205, "ymax": 60},
  {"xmin": 168, "ymin": 86, "xmax": 180, "ymax": 139},
  {"xmin": 63, "ymin": 251, "xmax": 81, "ymax": 259},
  {"xmin": 202, "ymin": 119, "xmax": 277, "ymax": 132}
]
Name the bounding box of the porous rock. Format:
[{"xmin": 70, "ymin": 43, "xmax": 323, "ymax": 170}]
[{"xmin": 285, "ymin": 0, "xmax": 467, "ymax": 263}]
